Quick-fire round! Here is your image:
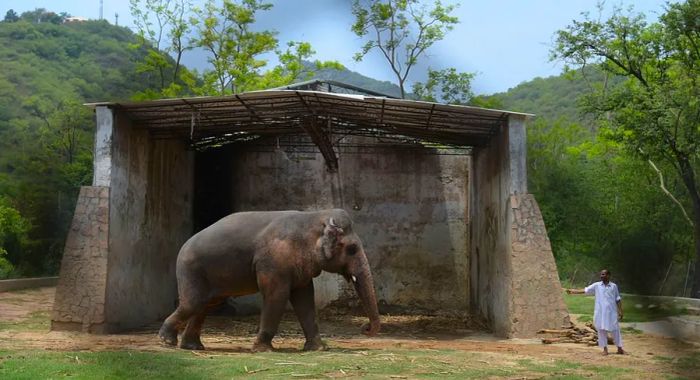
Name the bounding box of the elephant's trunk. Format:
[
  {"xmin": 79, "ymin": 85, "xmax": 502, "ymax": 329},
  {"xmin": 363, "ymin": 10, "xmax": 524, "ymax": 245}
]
[{"xmin": 351, "ymin": 255, "xmax": 380, "ymax": 336}]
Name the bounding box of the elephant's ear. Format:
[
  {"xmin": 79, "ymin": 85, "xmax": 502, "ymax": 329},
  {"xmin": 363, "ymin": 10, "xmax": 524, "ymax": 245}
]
[{"xmin": 322, "ymin": 217, "xmax": 344, "ymax": 260}]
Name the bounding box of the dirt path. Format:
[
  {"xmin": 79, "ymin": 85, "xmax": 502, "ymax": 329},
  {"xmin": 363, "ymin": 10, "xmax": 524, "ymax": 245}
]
[{"xmin": 0, "ymin": 287, "xmax": 698, "ymax": 378}]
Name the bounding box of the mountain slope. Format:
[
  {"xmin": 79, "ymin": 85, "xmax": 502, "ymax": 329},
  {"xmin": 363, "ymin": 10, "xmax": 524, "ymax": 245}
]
[
  {"xmin": 0, "ymin": 20, "xmax": 159, "ymax": 105},
  {"xmin": 0, "ymin": 19, "xmax": 160, "ymax": 275},
  {"xmin": 490, "ymin": 67, "xmax": 610, "ymax": 122}
]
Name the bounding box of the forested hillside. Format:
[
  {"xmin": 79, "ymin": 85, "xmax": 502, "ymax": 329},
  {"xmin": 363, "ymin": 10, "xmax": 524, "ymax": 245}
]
[
  {"xmin": 488, "ymin": 68, "xmax": 693, "ymax": 295},
  {"xmin": 493, "ymin": 67, "xmax": 617, "ymax": 123},
  {"xmin": 0, "ymin": 18, "xmax": 161, "ymax": 277}
]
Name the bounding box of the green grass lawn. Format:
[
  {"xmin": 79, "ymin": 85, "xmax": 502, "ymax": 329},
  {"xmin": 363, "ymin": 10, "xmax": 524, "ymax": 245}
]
[
  {"xmin": 563, "ymin": 293, "xmax": 688, "ymax": 322},
  {"xmin": 0, "ymin": 348, "xmax": 646, "ymax": 380},
  {"xmin": 0, "ymin": 311, "xmax": 50, "ymax": 332}
]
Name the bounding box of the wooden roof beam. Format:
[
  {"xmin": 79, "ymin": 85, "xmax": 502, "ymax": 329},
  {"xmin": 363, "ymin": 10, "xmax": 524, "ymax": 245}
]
[
  {"xmin": 294, "ymin": 92, "xmax": 339, "ymax": 172},
  {"xmin": 300, "ymin": 115, "xmax": 339, "ymax": 172}
]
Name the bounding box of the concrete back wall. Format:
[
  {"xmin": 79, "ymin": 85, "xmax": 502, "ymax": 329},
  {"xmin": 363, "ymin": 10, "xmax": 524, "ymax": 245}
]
[
  {"xmin": 105, "ymin": 110, "xmax": 194, "ymax": 331},
  {"xmin": 229, "ymin": 144, "xmax": 470, "ymax": 312}
]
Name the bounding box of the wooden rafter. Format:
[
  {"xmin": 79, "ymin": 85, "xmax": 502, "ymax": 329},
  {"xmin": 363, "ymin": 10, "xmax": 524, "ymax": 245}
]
[
  {"xmin": 294, "ymin": 92, "xmax": 339, "ymax": 172},
  {"xmin": 299, "ymin": 115, "xmax": 339, "ymax": 172}
]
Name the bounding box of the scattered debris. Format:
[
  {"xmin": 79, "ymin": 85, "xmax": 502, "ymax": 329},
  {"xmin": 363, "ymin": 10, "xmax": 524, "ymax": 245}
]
[
  {"xmin": 244, "ymin": 365, "xmax": 269, "ymax": 374},
  {"xmin": 538, "ymin": 322, "xmax": 605, "ymax": 346}
]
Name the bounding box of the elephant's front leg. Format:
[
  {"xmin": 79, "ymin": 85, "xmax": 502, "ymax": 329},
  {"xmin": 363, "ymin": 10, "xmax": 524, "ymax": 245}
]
[
  {"xmin": 252, "ymin": 272, "xmax": 290, "ymax": 352},
  {"xmin": 290, "ymin": 282, "xmax": 326, "ymax": 351}
]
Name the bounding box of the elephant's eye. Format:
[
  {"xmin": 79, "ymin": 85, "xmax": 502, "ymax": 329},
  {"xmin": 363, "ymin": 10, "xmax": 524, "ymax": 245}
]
[{"xmin": 346, "ymin": 244, "xmax": 357, "ymax": 256}]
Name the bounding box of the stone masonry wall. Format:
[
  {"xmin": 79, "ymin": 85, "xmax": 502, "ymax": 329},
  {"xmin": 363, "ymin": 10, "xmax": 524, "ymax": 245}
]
[
  {"xmin": 52, "ymin": 186, "xmax": 109, "ymax": 333},
  {"xmin": 509, "ymin": 194, "xmax": 570, "ymax": 337}
]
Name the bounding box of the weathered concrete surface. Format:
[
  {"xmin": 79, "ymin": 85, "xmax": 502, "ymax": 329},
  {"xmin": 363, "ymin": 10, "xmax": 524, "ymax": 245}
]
[
  {"xmin": 0, "ymin": 277, "xmax": 58, "ymax": 292},
  {"xmin": 93, "ymin": 106, "xmax": 112, "ymax": 187},
  {"xmin": 230, "ymin": 141, "xmax": 470, "ymax": 312},
  {"xmin": 471, "ymin": 115, "xmax": 569, "ymax": 337},
  {"xmin": 104, "ymin": 109, "xmax": 194, "ymax": 332},
  {"xmin": 471, "ymin": 120, "xmax": 512, "ymax": 336},
  {"xmin": 52, "ymin": 186, "xmax": 110, "ymax": 333}
]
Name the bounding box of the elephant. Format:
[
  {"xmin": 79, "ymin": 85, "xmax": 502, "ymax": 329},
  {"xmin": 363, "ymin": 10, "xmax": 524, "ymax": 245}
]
[{"xmin": 158, "ymin": 208, "xmax": 381, "ymax": 352}]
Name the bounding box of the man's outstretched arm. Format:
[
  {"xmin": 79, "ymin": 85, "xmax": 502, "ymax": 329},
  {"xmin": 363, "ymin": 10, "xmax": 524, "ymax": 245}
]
[{"xmin": 566, "ymin": 288, "xmax": 585, "ymax": 294}]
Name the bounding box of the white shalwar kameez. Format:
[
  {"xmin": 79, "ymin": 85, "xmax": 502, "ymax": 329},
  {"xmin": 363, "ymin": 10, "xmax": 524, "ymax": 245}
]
[{"xmin": 584, "ymin": 281, "xmax": 623, "ymax": 348}]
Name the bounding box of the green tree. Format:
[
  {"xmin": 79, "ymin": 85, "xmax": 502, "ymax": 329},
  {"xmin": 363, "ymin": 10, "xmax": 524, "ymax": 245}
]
[
  {"xmin": 351, "ymin": 0, "xmax": 459, "ymax": 98},
  {"xmin": 412, "ymin": 67, "xmax": 474, "ymax": 104},
  {"xmin": 129, "ymin": 0, "xmax": 340, "ymax": 97},
  {"xmin": 527, "ymin": 116, "xmax": 691, "ymax": 293},
  {"xmin": 130, "ymin": 0, "xmax": 195, "ymax": 98},
  {"xmin": 257, "ymin": 42, "xmax": 344, "ymax": 90},
  {"xmin": 38, "ymin": 99, "xmax": 93, "ymax": 165},
  {"xmin": 0, "ymin": 197, "xmax": 29, "ymax": 278},
  {"xmin": 20, "ymin": 8, "xmax": 65, "ymax": 24},
  {"xmin": 192, "ymin": 0, "xmax": 277, "ymax": 94},
  {"xmin": 553, "ymin": 1, "xmax": 700, "ymax": 298},
  {"xmin": 3, "ymin": 9, "xmax": 19, "ymax": 23}
]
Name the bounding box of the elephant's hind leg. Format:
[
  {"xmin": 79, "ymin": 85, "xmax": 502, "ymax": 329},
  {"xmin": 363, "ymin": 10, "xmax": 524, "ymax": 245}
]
[
  {"xmin": 158, "ymin": 275, "xmax": 209, "ymax": 348},
  {"xmin": 180, "ymin": 298, "xmax": 224, "ymax": 350},
  {"xmin": 179, "ymin": 312, "xmax": 206, "ymax": 350},
  {"xmin": 158, "ymin": 306, "xmax": 187, "ymax": 346},
  {"xmin": 290, "ymin": 282, "xmax": 326, "ymax": 351}
]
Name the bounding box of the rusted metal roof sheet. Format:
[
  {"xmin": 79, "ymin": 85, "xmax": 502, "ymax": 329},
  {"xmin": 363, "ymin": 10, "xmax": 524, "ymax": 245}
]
[{"xmin": 86, "ymin": 89, "xmax": 532, "ymax": 150}]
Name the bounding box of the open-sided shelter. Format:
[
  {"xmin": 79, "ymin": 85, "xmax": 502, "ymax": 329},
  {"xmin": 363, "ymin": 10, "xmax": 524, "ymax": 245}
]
[{"xmin": 51, "ymin": 81, "xmax": 569, "ymax": 338}]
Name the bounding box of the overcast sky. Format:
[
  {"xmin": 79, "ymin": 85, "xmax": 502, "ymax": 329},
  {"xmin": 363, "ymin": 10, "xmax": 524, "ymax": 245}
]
[{"xmin": 3, "ymin": 0, "xmax": 672, "ymax": 95}]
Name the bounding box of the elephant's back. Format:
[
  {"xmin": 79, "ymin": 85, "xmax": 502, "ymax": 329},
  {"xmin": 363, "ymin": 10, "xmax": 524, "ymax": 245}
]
[
  {"xmin": 178, "ymin": 211, "xmax": 304, "ymax": 260},
  {"xmin": 175, "ymin": 212, "xmax": 285, "ymax": 293}
]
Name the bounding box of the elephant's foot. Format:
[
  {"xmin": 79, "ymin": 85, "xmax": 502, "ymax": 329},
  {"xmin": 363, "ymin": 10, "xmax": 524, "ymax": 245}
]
[
  {"xmin": 252, "ymin": 331, "xmax": 275, "ymax": 352},
  {"xmin": 180, "ymin": 337, "xmax": 205, "ymax": 350},
  {"xmin": 158, "ymin": 326, "xmax": 178, "ymax": 347},
  {"xmin": 303, "ymin": 336, "xmax": 327, "ymax": 351},
  {"xmin": 251, "ymin": 341, "xmax": 274, "ymax": 352}
]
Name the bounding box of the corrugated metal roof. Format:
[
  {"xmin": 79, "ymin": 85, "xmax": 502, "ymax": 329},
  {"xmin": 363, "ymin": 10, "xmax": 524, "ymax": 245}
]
[{"xmin": 86, "ymin": 89, "xmax": 532, "ymax": 151}]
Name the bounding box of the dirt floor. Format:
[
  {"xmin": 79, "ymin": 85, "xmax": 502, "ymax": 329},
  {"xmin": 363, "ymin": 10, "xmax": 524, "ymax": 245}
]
[{"xmin": 1, "ymin": 287, "xmax": 698, "ymax": 378}]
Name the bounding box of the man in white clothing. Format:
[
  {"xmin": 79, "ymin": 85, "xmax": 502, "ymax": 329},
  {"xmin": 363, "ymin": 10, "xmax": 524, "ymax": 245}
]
[{"xmin": 567, "ymin": 269, "xmax": 625, "ymax": 355}]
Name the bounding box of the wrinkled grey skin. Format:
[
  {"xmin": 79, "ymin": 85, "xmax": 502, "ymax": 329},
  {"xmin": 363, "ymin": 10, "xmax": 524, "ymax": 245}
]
[{"xmin": 158, "ymin": 209, "xmax": 380, "ymax": 352}]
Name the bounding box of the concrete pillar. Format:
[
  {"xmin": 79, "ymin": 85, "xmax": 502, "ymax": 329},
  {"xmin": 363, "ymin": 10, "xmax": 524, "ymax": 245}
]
[
  {"xmin": 93, "ymin": 106, "xmax": 113, "ymax": 187},
  {"xmin": 470, "ymin": 114, "xmax": 569, "ymax": 338},
  {"xmin": 508, "ymin": 115, "xmax": 527, "ymax": 195},
  {"xmin": 53, "ymin": 106, "xmax": 195, "ymax": 333},
  {"xmin": 52, "ymin": 107, "xmax": 115, "ymax": 332}
]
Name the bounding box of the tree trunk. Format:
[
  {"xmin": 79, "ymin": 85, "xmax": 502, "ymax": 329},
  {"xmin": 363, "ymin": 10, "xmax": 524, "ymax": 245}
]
[
  {"xmin": 678, "ymin": 157, "xmax": 700, "ymax": 298},
  {"xmin": 691, "ymin": 215, "xmax": 700, "ymax": 298}
]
